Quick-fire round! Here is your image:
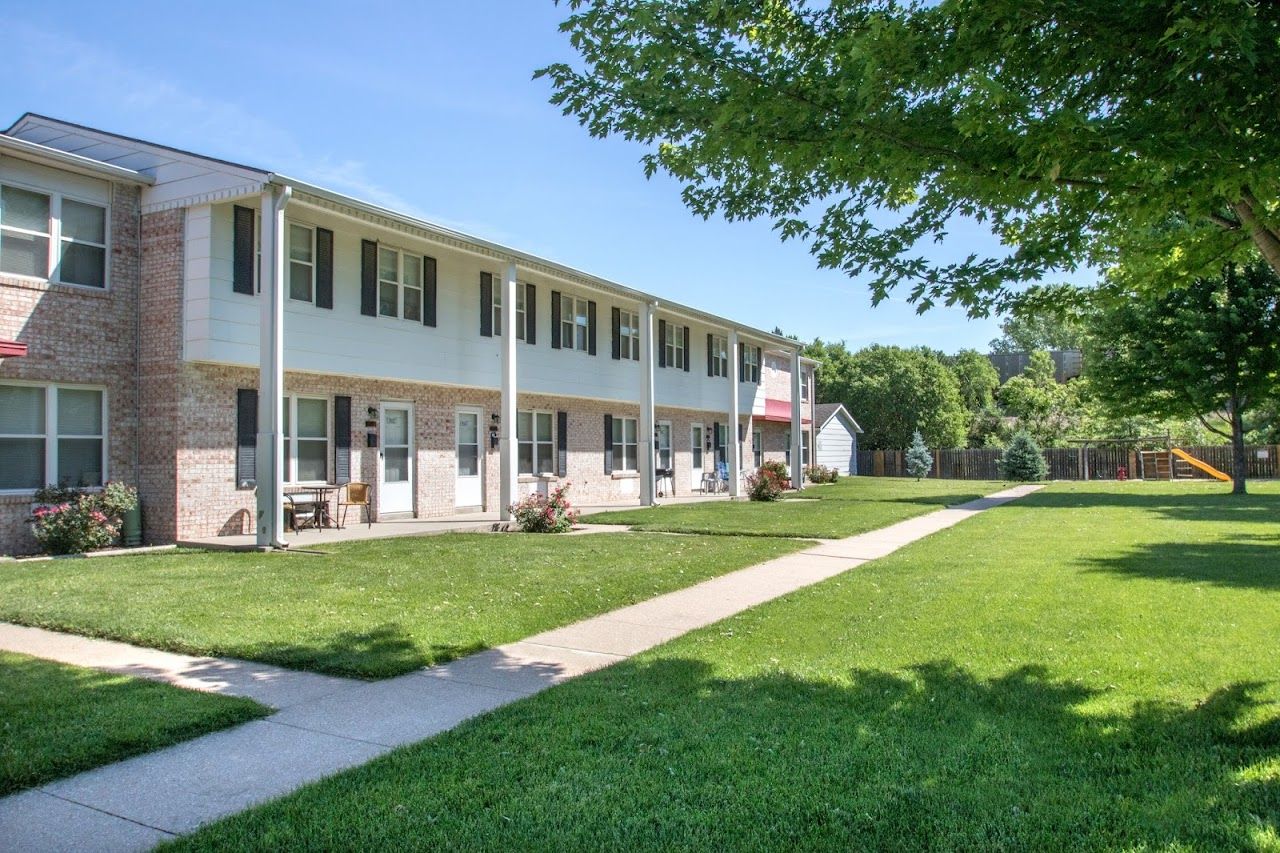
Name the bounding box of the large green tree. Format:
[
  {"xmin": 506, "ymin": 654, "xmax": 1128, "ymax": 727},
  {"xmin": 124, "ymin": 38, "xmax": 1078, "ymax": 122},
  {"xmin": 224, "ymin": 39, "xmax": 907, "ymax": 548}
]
[
  {"xmin": 837, "ymin": 345, "xmax": 967, "ymax": 450},
  {"xmin": 1084, "ymin": 261, "xmax": 1280, "ymax": 494},
  {"xmin": 541, "ymin": 1, "xmax": 1280, "ymax": 314}
]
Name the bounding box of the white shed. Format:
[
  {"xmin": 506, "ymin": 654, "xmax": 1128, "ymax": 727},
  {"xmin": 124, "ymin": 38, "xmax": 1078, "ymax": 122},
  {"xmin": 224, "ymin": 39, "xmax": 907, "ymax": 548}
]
[{"xmin": 814, "ymin": 403, "xmax": 863, "ymax": 475}]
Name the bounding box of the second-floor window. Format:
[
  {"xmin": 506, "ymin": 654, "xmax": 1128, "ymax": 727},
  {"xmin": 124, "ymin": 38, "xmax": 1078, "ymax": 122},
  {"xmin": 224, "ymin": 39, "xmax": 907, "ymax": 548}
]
[
  {"xmin": 561, "ymin": 295, "xmax": 590, "ymax": 352},
  {"xmin": 619, "ymin": 309, "xmax": 639, "ymax": 360},
  {"xmin": 801, "ymin": 370, "xmax": 811, "ymax": 402},
  {"xmin": 663, "ymin": 323, "xmax": 685, "ymax": 369},
  {"xmin": 493, "ymin": 282, "xmax": 529, "ymax": 341},
  {"xmin": 287, "ymin": 223, "xmax": 314, "ymax": 302},
  {"xmin": 1, "ymin": 184, "xmax": 107, "ymax": 288},
  {"xmin": 517, "ymin": 410, "xmax": 554, "ymax": 475},
  {"xmin": 710, "ymin": 335, "xmax": 729, "ymax": 378},
  {"xmin": 743, "ymin": 345, "xmax": 761, "ymax": 383},
  {"xmin": 379, "ymin": 247, "xmax": 423, "ymax": 322}
]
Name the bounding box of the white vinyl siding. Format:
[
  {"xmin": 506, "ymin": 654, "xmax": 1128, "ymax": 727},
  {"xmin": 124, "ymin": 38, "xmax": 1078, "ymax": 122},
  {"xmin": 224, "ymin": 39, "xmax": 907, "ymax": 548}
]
[{"xmin": 0, "ymin": 383, "xmax": 106, "ymax": 492}]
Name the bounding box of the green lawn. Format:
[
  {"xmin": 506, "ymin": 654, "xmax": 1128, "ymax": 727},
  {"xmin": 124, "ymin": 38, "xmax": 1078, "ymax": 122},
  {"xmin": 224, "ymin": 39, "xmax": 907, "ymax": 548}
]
[
  {"xmin": 0, "ymin": 652, "xmax": 265, "ymax": 795},
  {"xmin": 173, "ymin": 481, "xmax": 1280, "ymax": 850},
  {"xmin": 0, "ymin": 533, "xmax": 806, "ymax": 679},
  {"xmin": 583, "ymin": 476, "xmax": 1004, "ymax": 538}
]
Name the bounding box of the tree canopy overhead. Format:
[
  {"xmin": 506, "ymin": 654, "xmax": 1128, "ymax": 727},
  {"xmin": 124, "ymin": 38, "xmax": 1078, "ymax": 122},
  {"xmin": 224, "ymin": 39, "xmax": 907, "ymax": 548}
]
[{"xmin": 540, "ymin": 0, "xmax": 1280, "ymax": 315}]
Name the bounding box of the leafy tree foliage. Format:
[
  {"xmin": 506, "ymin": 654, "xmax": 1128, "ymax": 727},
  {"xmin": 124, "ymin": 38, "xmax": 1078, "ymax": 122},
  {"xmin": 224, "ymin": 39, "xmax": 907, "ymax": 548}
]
[
  {"xmin": 944, "ymin": 348, "xmax": 1001, "ymax": 435},
  {"xmin": 906, "ymin": 431, "xmax": 933, "ymax": 480},
  {"xmin": 1001, "ymin": 431, "xmax": 1048, "ymax": 482},
  {"xmin": 997, "ymin": 351, "xmax": 1082, "ymax": 447},
  {"xmin": 835, "ymin": 345, "xmax": 968, "ymax": 450},
  {"xmin": 989, "ymin": 306, "xmax": 1085, "ymax": 353},
  {"xmin": 542, "ymin": 1, "xmax": 1280, "ymax": 315},
  {"xmin": 1084, "ymin": 260, "xmax": 1280, "ymax": 494}
]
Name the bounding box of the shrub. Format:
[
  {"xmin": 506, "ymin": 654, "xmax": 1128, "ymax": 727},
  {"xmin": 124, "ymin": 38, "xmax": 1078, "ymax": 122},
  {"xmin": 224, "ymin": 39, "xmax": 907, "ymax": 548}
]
[
  {"xmin": 1001, "ymin": 430, "xmax": 1049, "ymax": 481},
  {"xmin": 746, "ymin": 461, "xmax": 790, "ymax": 501},
  {"xmin": 32, "ymin": 499, "xmax": 118, "ymax": 555},
  {"xmin": 510, "ymin": 483, "xmax": 580, "ymax": 533},
  {"xmin": 806, "ymin": 465, "xmax": 839, "ymax": 484},
  {"xmin": 906, "ymin": 430, "xmax": 933, "ymax": 480}
]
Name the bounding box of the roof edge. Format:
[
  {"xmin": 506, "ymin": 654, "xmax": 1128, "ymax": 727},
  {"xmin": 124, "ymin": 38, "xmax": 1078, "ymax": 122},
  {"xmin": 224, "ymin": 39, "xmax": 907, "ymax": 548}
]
[{"xmin": 0, "ymin": 133, "xmax": 154, "ymax": 185}]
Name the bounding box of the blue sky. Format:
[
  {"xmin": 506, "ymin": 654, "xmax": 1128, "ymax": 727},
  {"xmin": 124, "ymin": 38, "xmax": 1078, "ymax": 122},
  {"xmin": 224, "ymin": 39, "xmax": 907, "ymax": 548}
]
[{"xmin": 3, "ymin": 0, "xmax": 1048, "ymax": 351}]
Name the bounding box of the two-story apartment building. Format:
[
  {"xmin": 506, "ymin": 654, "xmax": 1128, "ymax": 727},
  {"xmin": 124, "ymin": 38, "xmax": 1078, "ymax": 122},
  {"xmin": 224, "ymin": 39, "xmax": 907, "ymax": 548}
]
[{"xmin": 0, "ymin": 114, "xmax": 815, "ymax": 554}]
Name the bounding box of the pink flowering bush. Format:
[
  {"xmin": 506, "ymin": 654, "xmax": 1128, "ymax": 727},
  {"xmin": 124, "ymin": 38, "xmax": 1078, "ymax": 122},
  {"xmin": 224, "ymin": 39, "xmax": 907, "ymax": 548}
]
[
  {"xmin": 510, "ymin": 483, "xmax": 579, "ymax": 533},
  {"xmin": 746, "ymin": 460, "xmax": 790, "ymax": 501},
  {"xmin": 31, "ymin": 482, "xmax": 138, "ymax": 555}
]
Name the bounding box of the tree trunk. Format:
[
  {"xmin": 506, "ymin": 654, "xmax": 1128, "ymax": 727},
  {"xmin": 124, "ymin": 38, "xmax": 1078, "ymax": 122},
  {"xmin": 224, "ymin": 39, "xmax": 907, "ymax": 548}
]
[
  {"xmin": 1230, "ymin": 401, "xmax": 1248, "ymax": 496},
  {"xmin": 1232, "ymin": 194, "xmax": 1280, "ymax": 278}
]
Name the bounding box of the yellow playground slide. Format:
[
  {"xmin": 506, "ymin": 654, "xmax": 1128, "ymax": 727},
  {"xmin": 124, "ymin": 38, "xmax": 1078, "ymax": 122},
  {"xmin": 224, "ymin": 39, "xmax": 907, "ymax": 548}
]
[{"xmin": 1171, "ymin": 448, "xmax": 1232, "ymax": 481}]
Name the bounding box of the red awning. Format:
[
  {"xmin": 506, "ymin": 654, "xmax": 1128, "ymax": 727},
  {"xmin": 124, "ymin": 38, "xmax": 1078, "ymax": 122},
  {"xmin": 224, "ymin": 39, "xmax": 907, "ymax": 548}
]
[
  {"xmin": 759, "ymin": 398, "xmax": 811, "ymax": 424},
  {"xmin": 0, "ymin": 340, "xmax": 28, "ymax": 358}
]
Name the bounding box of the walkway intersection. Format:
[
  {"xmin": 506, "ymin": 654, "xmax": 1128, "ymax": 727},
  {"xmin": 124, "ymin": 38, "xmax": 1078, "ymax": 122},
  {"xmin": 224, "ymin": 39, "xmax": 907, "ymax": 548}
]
[{"xmin": 0, "ymin": 485, "xmax": 1040, "ymax": 851}]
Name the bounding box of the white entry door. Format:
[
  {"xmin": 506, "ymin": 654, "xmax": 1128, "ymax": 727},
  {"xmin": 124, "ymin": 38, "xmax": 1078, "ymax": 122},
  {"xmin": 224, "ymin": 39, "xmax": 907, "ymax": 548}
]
[
  {"xmin": 455, "ymin": 408, "xmax": 483, "ymax": 509},
  {"xmin": 378, "ymin": 403, "xmax": 414, "ymax": 515},
  {"xmin": 690, "ymin": 423, "xmax": 705, "ymax": 490}
]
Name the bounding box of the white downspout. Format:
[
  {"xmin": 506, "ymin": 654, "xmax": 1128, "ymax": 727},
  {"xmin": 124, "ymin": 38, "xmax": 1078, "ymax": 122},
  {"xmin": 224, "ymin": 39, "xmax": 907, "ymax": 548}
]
[{"xmin": 255, "ymin": 184, "xmax": 291, "ymax": 550}]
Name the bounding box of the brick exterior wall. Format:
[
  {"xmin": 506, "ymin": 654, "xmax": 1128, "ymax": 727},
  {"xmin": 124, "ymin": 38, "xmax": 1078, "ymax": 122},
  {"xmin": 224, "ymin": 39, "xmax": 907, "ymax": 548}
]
[{"xmin": 0, "ymin": 183, "xmax": 141, "ymax": 555}]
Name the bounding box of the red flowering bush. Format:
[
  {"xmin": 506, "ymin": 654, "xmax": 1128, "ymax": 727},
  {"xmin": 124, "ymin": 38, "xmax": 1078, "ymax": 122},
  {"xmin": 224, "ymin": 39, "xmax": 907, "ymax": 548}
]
[
  {"xmin": 746, "ymin": 461, "xmax": 790, "ymax": 501},
  {"xmin": 32, "ymin": 498, "xmax": 117, "ymax": 554},
  {"xmin": 510, "ymin": 483, "xmax": 580, "ymax": 533}
]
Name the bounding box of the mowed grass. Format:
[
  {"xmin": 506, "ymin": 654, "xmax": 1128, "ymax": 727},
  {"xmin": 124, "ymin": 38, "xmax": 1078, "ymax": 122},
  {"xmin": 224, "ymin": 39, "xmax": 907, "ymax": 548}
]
[
  {"xmin": 173, "ymin": 481, "xmax": 1280, "ymax": 850},
  {"xmin": 584, "ymin": 476, "xmax": 1004, "ymax": 538},
  {"xmin": 0, "ymin": 533, "xmax": 806, "ymax": 679},
  {"xmin": 0, "ymin": 651, "xmax": 265, "ymax": 795}
]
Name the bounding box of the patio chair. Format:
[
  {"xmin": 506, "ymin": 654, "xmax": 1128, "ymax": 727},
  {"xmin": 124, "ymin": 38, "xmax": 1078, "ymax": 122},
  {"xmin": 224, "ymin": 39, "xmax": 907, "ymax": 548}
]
[
  {"xmin": 338, "ymin": 482, "xmax": 372, "ymax": 528},
  {"xmin": 284, "ymin": 493, "xmax": 319, "ymax": 533},
  {"xmin": 715, "ymin": 461, "xmax": 729, "ymax": 493}
]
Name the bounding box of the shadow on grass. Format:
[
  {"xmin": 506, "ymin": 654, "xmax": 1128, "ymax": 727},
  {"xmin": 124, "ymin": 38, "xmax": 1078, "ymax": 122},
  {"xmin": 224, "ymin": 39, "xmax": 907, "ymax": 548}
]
[
  {"xmin": 1085, "ymin": 535, "xmax": 1280, "ymax": 591},
  {"xmin": 1021, "ymin": 487, "xmax": 1280, "ymax": 523},
  {"xmin": 238, "ymin": 625, "xmax": 487, "ymax": 680},
  {"xmin": 189, "ymin": 657, "xmax": 1280, "ymax": 849}
]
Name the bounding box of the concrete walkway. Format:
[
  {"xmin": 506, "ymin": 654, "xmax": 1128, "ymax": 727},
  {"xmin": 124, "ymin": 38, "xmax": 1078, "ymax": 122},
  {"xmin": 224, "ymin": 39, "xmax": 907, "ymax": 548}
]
[{"xmin": 0, "ymin": 485, "xmax": 1040, "ymax": 851}]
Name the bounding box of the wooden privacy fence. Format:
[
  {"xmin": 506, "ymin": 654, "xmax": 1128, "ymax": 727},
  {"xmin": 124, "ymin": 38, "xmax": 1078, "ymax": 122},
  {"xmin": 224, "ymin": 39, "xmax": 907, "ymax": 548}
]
[{"xmin": 856, "ymin": 445, "xmax": 1280, "ymax": 480}]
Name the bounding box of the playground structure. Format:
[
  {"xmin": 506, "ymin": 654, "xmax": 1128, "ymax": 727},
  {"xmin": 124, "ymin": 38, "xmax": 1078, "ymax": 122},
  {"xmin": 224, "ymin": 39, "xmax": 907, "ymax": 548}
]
[{"xmin": 1073, "ymin": 436, "xmax": 1231, "ymax": 481}]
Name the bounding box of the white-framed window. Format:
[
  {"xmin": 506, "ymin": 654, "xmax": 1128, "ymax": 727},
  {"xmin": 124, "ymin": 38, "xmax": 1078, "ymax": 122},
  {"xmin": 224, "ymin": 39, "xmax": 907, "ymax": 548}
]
[
  {"xmin": 378, "ymin": 246, "xmax": 423, "ymax": 322},
  {"xmin": 287, "ymin": 222, "xmax": 315, "ymax": 303},
  {"xmin": 561, "ymin": 294, "xmax": 590, "ymax": 352},
  {"xmin": 282, "ymin": 395, "xmax": 329, "ymax": 483},
  {"xmin": 619, "ymin": 309, "xmax": 639, "ymax": 360},
  {"xmin": 517, "ymin": 410, "xmax": 554, "ymax": 475},
  {"xmin": 656, "ymin": 421, "xmax": 672, "ymax": 471},
  {"xmin": 801, "ymin": 370, "xmax": 812, "ymax": 402},
  {"xmin": 664, "ymin": 324, "xmax": 685, "ymax": 369},
  {"xmin": 753, "ymin": 428, "xmax": 763, "ymax": 468},
  {"xmin": 494, "ymin": 281, "xmax": 530, "ymax": 341},
  {"xmin": 743, "ymin": 346, "xmax": 761, "ymax": 383},
  {"xmin": 784, "ymin": 430, "xmax": 811, "ymax": 468},
  {"xmin": 715, "ymin": 423, "xmax": 728, "ymax": 466},
  {"xmin": 0, "ymin": 383, "xmax": 106, "ymax": 492},
  {"xmin": 710, "ymin": 334, "xmax": 729, "ymax": 378},
  {"xmin": 0, "ymin": 184, "xmax": 108, "ymax": 288},
  {"xmin": 611, "ymin": 416, "xmax": 638, "ymax": 472}
]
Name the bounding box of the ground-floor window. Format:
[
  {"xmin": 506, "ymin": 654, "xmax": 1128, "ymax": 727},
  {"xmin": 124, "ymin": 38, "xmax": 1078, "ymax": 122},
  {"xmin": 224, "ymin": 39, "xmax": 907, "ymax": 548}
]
[
  {"xmin": 517, "ymin": 410, "xmax": 554, "ymax": 475},
  {"xmin": 784, "ymin": 429, "xmax": 811, "ymax": 468},
  {"xmin": 752, "ymin": 428, "xmax": 763, "ymax": 468},
  {"xmin": 714, "ymin": 423, "xmax": 728, "ymax": 468},
  {"xmin": 283, "ymin": 396, "xmax": 329, "ymax": 483},
  {"xmin": 612, "ymin": 416, "xmax": 638, "ymax": 472},
  {"xmin": 656, "ymin": 422, "xmax": 672, "ymax": 470},
  {"xmin": 0, "ymin": 383, "xmax": 106, "ymax": 491}
]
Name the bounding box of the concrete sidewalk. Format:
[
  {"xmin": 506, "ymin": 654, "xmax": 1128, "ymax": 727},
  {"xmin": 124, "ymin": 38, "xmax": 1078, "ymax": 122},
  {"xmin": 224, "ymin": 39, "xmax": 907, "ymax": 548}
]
[{"xmin": 0, "ymin": 484, "xmax": 1040, "ymax": 852}]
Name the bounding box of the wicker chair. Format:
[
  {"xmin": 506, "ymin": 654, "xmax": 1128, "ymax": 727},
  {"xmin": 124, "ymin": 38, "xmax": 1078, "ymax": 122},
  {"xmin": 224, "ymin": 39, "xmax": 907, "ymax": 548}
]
[{"xmin": 337, "ymin": 482, "xmax": 371, "ymax": 528}]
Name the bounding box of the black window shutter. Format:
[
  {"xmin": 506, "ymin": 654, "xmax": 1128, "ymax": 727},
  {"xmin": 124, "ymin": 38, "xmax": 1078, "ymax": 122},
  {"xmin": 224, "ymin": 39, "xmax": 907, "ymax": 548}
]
[
  {"xmin": 587, "ymin": 300, "xmax": 597, "ymax": 355},
  {"xmin": 550, "ymin": 290, "xmax": 562, "ymax": 349},
  {"xmin": 360, "ymin": 239, "xmax": 377, "ymax": 316},
  {"xmin": 658, "ymin": 319, "xmax": 667, "ymax": 368},
  {"xmin": 755, "ymin": 346, "xmax": 763, "ymax": 383},
  {"xmin": 556, "ymin": 410, "xmax": 568, "ymax": 477},
  {"xmin": 233, "ymin": 206, "xmax": 255, "ymax": 295},
  {"xmin": 603, "ymin": 414, "xmax": 614, "ymax": 474},
  {"xmin": 235, "ymin": 389, "xmax": 258, "ymax": 488},
  {"xmin": 713, "ymin": 421, "xmax": 721, "ymax": 457},
  {"xmin": 422, "ymin": 256, "xmax": 437, "ymax": 327},
  {"xmin": 611, "ymin": 307, "xmax": 621, "ymax": 360},
  {"xmin": 525, "ymin": 283, "xmax": 536, "ymax": 344},
  {"xmin": 314, "ymin": 227, "xmax": 334, "ymax": 309},
  {"xmin": 739, "ymin": 423, "xmax": 745, "ymax": 442},
  {"xmin": 739, "ymin": 344, "xmax": 746, "ymax": 382},
  {"xmin": 480, "ymin": 272, "xmax": 493, "ymax": 337},
  {"xmin": 683, "ymin": 326, "xmax": 691, "ymax": 372},
  {"xmin": 333, "ymin": 396, "xmax": 352, "ymax": 482},
  {"xmin": 707, "ymin": 333, "xmax": 714, "ymax": 376}
]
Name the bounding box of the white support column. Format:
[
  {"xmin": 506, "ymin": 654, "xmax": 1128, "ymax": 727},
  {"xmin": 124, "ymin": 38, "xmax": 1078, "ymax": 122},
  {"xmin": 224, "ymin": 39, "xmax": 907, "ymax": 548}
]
[
  {"xmin": 728, "ymin": 330, "xmax": 741, "ymax": 498},
  {"xmin": 255, "ymin": 185, "xmax": 290, "ymax": 550},
  {"xmin": 639, "ymin": 301, "xmax": 657, "ymax": 506},
  {"xmin": 790, "ymin": 349, "xmax": 804, "ymax": 490},
  {"xmin": 499, "ymin": 261, "xmax": 518, "ymax": 521}
]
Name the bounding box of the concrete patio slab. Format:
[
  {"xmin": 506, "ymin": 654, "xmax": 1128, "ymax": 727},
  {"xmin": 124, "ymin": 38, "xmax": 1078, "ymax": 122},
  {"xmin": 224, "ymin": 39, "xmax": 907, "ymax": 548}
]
[
  {"xmin": 35, "ymin": 720, "xmax": 385, "ymax": 836},
  {"xmin": 268, "ymin": 675, "xmax": 523, "ymax": 748},
  {"xmin": 0, "ymin": 623, "xmax": 361, "ymax": 709},
  {"xmin": 0, "ymin": 790, "xmax": 171, "ymax": 853}
]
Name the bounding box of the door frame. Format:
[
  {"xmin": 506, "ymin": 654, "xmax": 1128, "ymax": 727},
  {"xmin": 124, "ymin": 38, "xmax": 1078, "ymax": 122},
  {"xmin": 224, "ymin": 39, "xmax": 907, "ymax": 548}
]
[
  {"xmin": 454, "ymin": 405, "xmax": 485, "ymax": 510},
  {"xmin": 377, "ymin": 401, "xmax": 415, "ymax": 517}
]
